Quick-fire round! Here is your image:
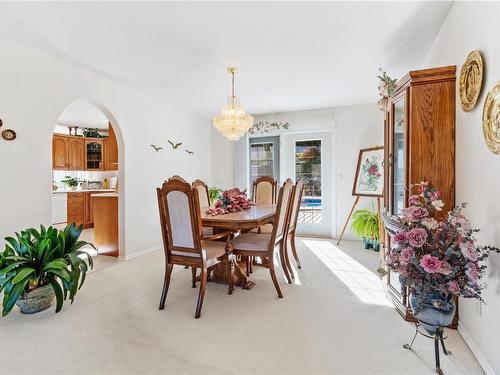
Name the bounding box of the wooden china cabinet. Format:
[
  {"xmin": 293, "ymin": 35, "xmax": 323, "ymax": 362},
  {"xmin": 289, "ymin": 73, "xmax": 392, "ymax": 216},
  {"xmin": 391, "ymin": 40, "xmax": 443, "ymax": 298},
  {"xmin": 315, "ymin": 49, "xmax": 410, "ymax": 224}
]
[{"xmin": 382, "ymin": 65, "xmax": 458, "ymax": 327}]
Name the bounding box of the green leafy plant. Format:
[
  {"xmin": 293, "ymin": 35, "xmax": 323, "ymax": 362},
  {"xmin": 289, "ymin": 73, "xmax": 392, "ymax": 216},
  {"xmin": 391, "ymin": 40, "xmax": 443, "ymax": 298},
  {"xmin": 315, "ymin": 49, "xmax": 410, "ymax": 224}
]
[
  {"xmin": 61, "ymin": 176, "xmax": 81, "ymax": 188},
  {"xmin": 350, "ymin": 208, "xmax": 380, "ymax": 241},
  {"xmin": 82, "ymin": 128, "xmax": 105, "ymax": 138},
  {"xmin": 208, "ymin": 185, "xmax": 222, "ymax": 205},
  {"xmin": 0, "ymin": 224, "xmax": 94, "ymax": 316}
]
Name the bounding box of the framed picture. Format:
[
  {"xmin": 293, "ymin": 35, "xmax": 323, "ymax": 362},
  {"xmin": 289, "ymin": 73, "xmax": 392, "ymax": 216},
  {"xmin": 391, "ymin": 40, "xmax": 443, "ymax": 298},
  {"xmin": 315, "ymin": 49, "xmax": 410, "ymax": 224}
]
[{"xmin": 352, "ymin": 146, "xmax": 384, "ymax": 197}]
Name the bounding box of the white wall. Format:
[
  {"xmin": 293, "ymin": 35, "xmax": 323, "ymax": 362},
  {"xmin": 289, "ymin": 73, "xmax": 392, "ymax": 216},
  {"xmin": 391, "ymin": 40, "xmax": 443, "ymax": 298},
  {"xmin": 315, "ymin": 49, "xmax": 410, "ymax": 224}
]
[
  {"xmin": 0, "ymin": 35, "xmax": 211, "ymax": 259},
  {"xmin": 422, "ymin": 3, "xmax": 500, "ymax": 374},
  {"xmin": 212, "ymin": 103, "xmax": 383, "ymax": 239}
]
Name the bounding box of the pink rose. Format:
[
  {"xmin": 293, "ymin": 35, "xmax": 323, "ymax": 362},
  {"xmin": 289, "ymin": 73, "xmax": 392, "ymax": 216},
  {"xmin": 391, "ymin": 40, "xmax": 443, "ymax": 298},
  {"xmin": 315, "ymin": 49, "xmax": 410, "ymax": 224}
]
[
  {"xmin": 402, "ymin": 206, "xmax": 429, "ymax": 222},
  {"xmin": 406, "ymin": 228, "xmax": 427, "ymax": 248},
  {"xmin": 420, "ymin": 254, "xmax": 442, "ymax": 273},
  {"xmin": 450, "ymin": 215, "xmax": 471, "ymax": 234},
  {"xmin": 439, "ymin": 261, "xmax": 453, "ymax": 275},
  {"xmin": 447, "ymin": 280, "xmax": 460, "ymax": 295},
  {"xmin": 397, "ymin": 265, "xmax": 408, "ymax": 276},
  {"xmin": 466, "ymin": 262, "xmax": 480, "ymax": 284},
  {"xmin": 399, "ymin": 247, "xmax": 414, "ymax": 265},
  {"xmin": 460, "ymin": 241, "xmax": 479, "ymax": 261},
  {"xmin": 408, "ymin": 195, "xmax": 420, "ymax": 205},
  {"xmin": 393, "ymin": 232, "xmax": 406, "ymax": 244}
]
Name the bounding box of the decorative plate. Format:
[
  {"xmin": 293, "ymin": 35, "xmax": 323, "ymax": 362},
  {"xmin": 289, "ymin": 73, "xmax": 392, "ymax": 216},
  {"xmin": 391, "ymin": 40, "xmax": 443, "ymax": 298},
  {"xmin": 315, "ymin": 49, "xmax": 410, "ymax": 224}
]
[
  {"xmin": 459, "ymin": 51, "xmax": 484, "ymax": 112},
  {"xmin": 1, "ymin": 129, "xmax": 16, "ymax": 141},
  {"xmin": 482, "ymin": 82, "xmax": 500, "ymax": 154}
]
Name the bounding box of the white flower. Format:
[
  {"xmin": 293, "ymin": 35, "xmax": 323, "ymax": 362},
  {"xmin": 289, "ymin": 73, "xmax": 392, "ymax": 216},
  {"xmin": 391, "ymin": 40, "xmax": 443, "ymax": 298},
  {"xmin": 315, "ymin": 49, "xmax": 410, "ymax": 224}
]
[
  {"xmin": 431, "ymin": 199, "xmax": 444, "ymax": 211},
  {"xmin": 421, "ymin": 218, "xmax": 439, "ymax": 230}
]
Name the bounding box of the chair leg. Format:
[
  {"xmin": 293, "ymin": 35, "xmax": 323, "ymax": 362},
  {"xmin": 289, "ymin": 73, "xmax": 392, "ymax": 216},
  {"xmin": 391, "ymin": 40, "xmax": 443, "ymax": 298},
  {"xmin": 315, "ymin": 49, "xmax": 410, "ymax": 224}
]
[
  {"xmin": 249, "ymin": 256, "xmax": 253, "ymax": 273},
  {"xmin": 434, "ymin": 329, "xmax": 442, "ymax": 375},
  {"xmin": 279, "ymin": 242, "xmax": 292, "ymax": 284},
  {"xmin": 290, "ymin": 232, "xmax": 302, "ymax": 269},
  {"xmin": 191, "ymin": 267, "xmax": 197, "ymax": 288},
  {"xmin": 269, "ymin": 254, "xmax": 283, "ymax": 298},
  {"xmin": 245, "ymin": 256, "xmax": 250, "ymax": 277},
  {"xmin": 159, "ymin": 263, "xmax": 173, "ymax": 310},
  {"xmin": 283, "ymin": 237, "xmax": 294, "ymax": 280},
  {"xmin": 195, "ymin": 267, "xmax": 208, "ymax": 319}
]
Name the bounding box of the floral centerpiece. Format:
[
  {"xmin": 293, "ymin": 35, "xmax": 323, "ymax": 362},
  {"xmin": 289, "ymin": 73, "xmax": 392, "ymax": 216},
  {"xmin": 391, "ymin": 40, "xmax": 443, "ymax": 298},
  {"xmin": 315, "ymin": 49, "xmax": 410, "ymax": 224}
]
[
  {"xmin": 205, "ymin": 187, "xmax": 253, "ymax": 216},
  {"xmin": 385, "ymin": 182, "xmax": 499, "ymax": 314}
]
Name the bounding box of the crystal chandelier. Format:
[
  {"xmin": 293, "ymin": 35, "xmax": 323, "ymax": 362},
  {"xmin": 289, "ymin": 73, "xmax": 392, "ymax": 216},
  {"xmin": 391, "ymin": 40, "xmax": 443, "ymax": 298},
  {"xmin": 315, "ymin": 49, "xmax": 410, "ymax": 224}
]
[{"xmin": 212, "ymin": 67, "xmax": 254, "ymax": 141}]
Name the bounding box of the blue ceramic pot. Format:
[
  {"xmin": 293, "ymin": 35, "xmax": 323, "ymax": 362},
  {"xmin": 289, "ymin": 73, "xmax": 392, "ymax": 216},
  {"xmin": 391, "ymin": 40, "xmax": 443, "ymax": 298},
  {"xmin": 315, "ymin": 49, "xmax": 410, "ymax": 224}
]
[{"xmin": 410, "ymin": 293, "xmax": 456, "ymax": 334}]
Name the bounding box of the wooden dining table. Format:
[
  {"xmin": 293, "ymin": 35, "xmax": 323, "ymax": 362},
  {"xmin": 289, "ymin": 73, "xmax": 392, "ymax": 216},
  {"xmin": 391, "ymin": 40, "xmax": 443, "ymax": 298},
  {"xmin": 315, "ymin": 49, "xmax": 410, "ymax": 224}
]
[{"xmin": 200, "ymin": 204, "xmax": 276, "ymax": 291}]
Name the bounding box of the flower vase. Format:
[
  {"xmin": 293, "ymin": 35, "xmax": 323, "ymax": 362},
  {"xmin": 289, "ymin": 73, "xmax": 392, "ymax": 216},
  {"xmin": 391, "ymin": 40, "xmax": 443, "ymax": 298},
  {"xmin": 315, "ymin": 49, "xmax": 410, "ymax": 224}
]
[{"xmin": 410, "ymin": 293, "xmax": 456, "ymax": 334}]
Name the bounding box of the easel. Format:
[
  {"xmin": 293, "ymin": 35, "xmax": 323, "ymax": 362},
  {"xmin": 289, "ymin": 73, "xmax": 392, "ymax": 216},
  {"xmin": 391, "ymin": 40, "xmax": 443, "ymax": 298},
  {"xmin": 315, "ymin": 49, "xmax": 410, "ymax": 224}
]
[{"xmin": 336, "ymin": 196, "xmax": 383, "ymax": 246}]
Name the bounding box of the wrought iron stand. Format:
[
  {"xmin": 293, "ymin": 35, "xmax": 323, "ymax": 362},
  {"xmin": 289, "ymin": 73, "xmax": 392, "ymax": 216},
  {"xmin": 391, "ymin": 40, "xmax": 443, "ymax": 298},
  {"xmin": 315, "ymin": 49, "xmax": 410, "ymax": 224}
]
[{"xmin": 403, "ymin": 320, "xmax": 451, "ymax": 375}]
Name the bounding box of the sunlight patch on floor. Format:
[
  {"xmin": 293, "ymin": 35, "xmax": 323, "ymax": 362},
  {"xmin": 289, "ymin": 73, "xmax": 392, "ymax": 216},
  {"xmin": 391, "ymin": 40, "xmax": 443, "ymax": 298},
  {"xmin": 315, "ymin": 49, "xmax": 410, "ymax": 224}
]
[{"xmin": 303, "ymin": 240, "xmax": 391, "ymax": 307}]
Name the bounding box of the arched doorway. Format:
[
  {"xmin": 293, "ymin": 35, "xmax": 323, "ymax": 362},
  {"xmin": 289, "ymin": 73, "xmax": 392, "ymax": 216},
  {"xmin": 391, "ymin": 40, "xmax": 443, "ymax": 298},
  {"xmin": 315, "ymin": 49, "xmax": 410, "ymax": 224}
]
[{"xmin": 50, "ymin": 99, "xmax": 124, "ymax": 259}]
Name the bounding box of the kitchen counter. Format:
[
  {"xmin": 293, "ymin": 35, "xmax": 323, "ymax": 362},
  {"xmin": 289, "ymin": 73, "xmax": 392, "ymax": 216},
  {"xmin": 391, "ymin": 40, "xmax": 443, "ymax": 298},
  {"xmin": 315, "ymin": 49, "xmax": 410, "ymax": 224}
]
[
  {"xmin": 91, "ymin": 192, "xmax": 118, "ymax": 198},
  {"xmin": 52, "ymin": 189, "xmax": 116, "ymax": 194}
]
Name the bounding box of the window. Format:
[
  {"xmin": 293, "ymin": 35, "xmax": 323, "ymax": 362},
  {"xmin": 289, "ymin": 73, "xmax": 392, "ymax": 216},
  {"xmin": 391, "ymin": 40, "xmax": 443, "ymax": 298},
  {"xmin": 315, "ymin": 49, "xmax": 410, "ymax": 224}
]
[
  {"xmin": 295, "ymin": 140, "xmax": 322, "ymax": 223},
  {"xmin": 249, "ymin": 136, "xmax": 280, "ymax": 188}
]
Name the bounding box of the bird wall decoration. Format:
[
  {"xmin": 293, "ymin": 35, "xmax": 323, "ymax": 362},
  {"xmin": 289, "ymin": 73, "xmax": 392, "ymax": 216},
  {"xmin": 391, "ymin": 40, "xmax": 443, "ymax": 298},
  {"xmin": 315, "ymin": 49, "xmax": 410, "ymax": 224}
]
[
  {"xmin": 168, "ymin": 140, "xmax": 182, "ymax": 149},
  {"xmin": 150, "ymin": 144, "xmax": 163, "ymax": 152},
  {"xmin": 185, "ymin": 149, "xmax": 195, "ymax": 155}
]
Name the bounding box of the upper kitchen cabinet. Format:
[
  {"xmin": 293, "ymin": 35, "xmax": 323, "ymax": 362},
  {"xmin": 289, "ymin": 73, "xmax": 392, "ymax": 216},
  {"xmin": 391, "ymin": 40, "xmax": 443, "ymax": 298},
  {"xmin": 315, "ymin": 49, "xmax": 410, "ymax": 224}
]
[
  {"xmin": 67, "ymin": 137, "xmax": 85, "ymax": 170},
  {"xmin": 104, "ymin": 124, "xmax": 118, "ymax": 171},
  {"xmin": 52, "ymin": 134, "xmax": 69, "ymax": 170},
  {"xmin": 85, "ymin": 139, "xmax": 104, "ymax": 170}
]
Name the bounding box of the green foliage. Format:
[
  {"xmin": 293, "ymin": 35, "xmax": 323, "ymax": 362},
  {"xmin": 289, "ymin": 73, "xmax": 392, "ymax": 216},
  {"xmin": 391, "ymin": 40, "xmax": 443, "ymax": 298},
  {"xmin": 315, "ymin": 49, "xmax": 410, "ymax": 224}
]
[
  {"xmin": 61, "ymin": 176, "xmax": 81, "ymax": 188},
  {"xmin": 0, "ymin": 223, "xmax": 95, "ymax": 316},
  {"xmin": 208, "ymin": 186, "xmax": 222, "ymax": 205},
  {"xmin": 82, "ymin": 128, "xmax": 105, "ymax": 138},
  {"xmin": 350, "ymin": 209, "xmax": 380, "ymax": 241}
]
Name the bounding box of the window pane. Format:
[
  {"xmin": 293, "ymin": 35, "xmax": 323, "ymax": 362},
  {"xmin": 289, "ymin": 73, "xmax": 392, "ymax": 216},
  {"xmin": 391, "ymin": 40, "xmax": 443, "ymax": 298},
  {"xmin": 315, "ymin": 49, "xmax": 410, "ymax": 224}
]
[
  {"xmin": 295, "ymin": 140, "xmax": 322, "ymax": 224},
  {"xmin": 249, "ymin": 142, "xmax": 274, "ymax": 186}
]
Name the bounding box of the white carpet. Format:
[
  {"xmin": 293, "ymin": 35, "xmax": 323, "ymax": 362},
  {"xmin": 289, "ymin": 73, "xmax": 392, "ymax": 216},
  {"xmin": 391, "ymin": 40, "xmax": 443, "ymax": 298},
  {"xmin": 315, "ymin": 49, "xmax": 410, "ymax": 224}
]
[{"xmin": 0, "ymin": 239, "xmax": 483, "ymax": 375}]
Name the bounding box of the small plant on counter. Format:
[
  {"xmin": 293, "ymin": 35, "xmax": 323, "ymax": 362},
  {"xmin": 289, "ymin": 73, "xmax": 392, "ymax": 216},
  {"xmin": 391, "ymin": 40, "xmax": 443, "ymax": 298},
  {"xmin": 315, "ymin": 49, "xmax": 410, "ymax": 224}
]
[
  {"xmin": 0, "ymin": 223, "xmax": 95, "ymax": 316},
  {"xmin": 61, "ymin": 176, "xmax": 81, "ymax": 190},
  {"xmin": 350, "ymin": 208, "xmax": 380, "ymax": 251}
]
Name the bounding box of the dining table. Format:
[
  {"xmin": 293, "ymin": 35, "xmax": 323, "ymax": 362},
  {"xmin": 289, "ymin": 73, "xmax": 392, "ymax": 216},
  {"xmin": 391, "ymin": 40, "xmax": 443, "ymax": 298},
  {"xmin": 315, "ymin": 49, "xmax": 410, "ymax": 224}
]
[{"xmin": 200, "ymin": 204, "xmax": 276, "ymax": 291}]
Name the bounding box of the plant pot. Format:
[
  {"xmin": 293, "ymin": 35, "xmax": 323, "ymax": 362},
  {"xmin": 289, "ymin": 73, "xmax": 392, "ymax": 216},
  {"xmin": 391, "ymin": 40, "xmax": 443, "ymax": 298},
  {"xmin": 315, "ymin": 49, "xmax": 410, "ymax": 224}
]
[
  {"xmin": 70, "ymin": 185, "xmax": 77, "ymax": 190},
  {"xmin": 410, "ymin": 293, "xmax": 456, "ymax": 334},
  {"xmin": 362, "ymin": 237, "xmax": 380, "ymax": 252},
  {"xmin": 15, "ymin": 284, "xmax": 55, "ymax": 314}
]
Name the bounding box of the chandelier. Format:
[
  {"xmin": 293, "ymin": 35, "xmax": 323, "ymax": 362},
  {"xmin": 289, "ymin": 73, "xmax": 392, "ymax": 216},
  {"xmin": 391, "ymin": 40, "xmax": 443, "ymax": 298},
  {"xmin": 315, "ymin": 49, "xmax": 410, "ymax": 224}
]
[{"xmin": 212, "ymin": 67, "xmax": 254, "ymax": 141}]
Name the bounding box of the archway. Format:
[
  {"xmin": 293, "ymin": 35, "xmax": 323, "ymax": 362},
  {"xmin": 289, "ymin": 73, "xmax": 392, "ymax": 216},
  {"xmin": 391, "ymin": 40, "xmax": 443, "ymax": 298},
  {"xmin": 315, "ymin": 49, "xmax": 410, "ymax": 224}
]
[{"xmin": 50, "ymin": 99, "xmax": 125, "ymax": 259}]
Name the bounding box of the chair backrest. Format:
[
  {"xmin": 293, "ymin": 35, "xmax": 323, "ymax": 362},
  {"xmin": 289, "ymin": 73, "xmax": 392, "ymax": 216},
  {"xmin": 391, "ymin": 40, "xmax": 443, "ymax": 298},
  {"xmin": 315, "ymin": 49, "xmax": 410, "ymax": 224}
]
[
  {"xmin": 287, "ymin": 179, "xmax": 304, "ymax": 234},
  {"xmin": 157, "ymin": 176, "xmax": 203, "ymax": 261},
  {"xmin": 270, "ymin": 179, "xmax": 294, "ymax": 248},
  {"xmin": 192, "ymin": 179, "xmax": 210, "ymax": 208},
  {"xmin": 253, "ymin": 176, "xmax": 277, "ymax": 205}
]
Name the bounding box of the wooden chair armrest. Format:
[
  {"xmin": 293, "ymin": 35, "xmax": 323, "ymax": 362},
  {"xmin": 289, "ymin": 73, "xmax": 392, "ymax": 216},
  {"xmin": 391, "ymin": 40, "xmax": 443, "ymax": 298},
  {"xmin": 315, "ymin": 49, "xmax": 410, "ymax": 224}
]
[{"xmin": 203, "ymin": 231, "xmax": 232, "ymax": 241}]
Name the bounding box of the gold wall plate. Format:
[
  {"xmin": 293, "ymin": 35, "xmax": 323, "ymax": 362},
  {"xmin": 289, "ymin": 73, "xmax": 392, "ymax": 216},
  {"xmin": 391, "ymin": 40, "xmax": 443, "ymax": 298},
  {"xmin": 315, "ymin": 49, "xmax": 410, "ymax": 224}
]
[
  {"xmin": 459, "ymin": 51, "xmax": 484, "ymax": 112},
  {"xmin": 1, "ymin": 129, "xmax": 16, "ymax": 141},
  {"xmin": 482, "ymin": 82, "xmax": 500, "ymax": 154}
]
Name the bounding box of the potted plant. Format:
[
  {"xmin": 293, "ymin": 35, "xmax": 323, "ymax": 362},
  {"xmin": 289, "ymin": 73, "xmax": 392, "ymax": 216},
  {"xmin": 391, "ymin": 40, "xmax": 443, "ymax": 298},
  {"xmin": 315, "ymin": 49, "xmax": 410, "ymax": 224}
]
[
  {"xmin": 61, "ymin": 176, "xmax": 81, "ymax": 190},
  {"xmin": 350, "ymin": 208, "xmax": 380, "ymax": 251},
  {"xmin": 0, "ymin": 223, "xmax": 94, "ymax": 316},
  {"xmin": 384, "ymin": 182, "xmax": 499, "ymax": 332},
  {"xmin": 207, "ymin": 185, "xmax": 223, "ymax": 206}
]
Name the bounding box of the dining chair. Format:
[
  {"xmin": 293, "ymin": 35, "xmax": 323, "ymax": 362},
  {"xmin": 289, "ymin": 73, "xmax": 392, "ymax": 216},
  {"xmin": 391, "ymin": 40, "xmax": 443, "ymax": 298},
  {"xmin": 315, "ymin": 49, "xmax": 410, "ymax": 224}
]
[
  {"xmin": 190, "ymin": 179, "xmax": 231, "ymax": 288},
  {"xmin": 157, "ymin": 176, "xmax": 234, "ymax": 318},
  {"xmin": 230, "ymin": 179, "xmax": 294, "ymax": 297},
  {"xmin": 252, "ymin": 176, "xmax": 277, "ymax": 204}
]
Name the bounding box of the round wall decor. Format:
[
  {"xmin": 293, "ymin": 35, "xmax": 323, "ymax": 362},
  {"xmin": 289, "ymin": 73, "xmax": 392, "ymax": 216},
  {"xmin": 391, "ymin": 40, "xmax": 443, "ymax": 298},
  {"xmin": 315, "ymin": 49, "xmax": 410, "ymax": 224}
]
[
  {"xmin": 482, "ymin": 82, "xmax": 500, "ymax": 154},
  {"xmin": 0, "ymin": 118, "xmax": 3, "ymax": 127},
  {"xmin": 459, "ymin": 51, "xmax": 484, "ymax": 112},
  {"xmin": 1, "ymin": 129, "xmax": 16, "ymax": 141}
]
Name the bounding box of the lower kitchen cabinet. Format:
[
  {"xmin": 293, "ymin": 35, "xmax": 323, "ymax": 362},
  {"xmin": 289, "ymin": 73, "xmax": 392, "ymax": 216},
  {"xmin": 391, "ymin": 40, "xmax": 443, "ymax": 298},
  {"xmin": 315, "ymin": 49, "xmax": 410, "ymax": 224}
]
[{"xmin": 67, "ymin": 192, "xmax": 94, "ymax": 228}]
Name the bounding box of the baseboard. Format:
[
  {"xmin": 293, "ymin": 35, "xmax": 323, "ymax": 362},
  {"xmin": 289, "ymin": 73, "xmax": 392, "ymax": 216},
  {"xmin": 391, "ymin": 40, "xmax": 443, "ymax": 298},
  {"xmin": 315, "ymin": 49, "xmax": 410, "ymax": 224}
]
[
  {"xmin": 118, "ymin": 245, "xmax": 161, "ymax": 261},
  {"xmin": 458, "ymin": 322, "xmax": 496, "ymax": 375}
]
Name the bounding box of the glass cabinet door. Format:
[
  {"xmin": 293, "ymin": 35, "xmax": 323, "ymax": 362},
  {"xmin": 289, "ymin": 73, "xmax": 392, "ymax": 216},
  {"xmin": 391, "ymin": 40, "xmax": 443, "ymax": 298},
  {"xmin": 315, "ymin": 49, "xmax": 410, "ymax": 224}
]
[
  {"xmin": 86, "ymin": 141, "xmax": 103, "ymax": 170},
  {"xmin": 392, "ymin": 98, "xmax": 406, "ymax": 215}
]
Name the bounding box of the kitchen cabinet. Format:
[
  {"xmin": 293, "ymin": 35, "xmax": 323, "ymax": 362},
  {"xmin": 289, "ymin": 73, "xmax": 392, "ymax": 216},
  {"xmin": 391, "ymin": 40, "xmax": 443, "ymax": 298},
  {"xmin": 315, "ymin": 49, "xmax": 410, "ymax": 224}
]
[
  {"xmin": 52, "ymin": 135, "xmax": 69, "ymax": 170},
  {"xmin": 85, "ymin": 139, "xmax": 104, "ymax": 170},
  {"xmin": 382, "ymin": 65, "xmax": 457, "ymax": 327},
  {"xmin": 67, "ymin": 192, "xmax": 85, "ymax": 227},
  {"xmin": 104, "ymin": 125, "xmax": 118, "ymax": 171},
  {"xmin": 67, "ymin": 137, "xmax": 85, "ymax": 170}
]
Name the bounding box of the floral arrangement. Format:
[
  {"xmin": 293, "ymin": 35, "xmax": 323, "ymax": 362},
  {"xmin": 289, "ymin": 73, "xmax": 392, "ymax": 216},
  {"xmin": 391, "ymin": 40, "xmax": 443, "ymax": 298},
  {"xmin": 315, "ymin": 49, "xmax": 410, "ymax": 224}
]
[
  {"xmin": 205, "ymin": 187, "xmax": 253, "ymax": 216},
  {"xmin": 377, "ymin": 68, "xmax": 397, "ymax": 112},
  {"xmin": 248, "ymin": 121, "xmax": 289, "ymax": 134},
  {"xmin": 385, "ymin": 182, "xmax": 499, "ymax": 313}
]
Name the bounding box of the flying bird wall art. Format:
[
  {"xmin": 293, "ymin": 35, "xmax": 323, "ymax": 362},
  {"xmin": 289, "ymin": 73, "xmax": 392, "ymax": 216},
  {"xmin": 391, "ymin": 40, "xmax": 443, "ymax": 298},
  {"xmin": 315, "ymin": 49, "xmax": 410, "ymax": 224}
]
[
  {"xmin": 185, "ymin": 149, "xmax": 195, "ymax": 155},
  {"xmin": 150, "ymin": 144, "xmax": 163, "ymax": 152},
  {"xmin": 168, "ymin": 140, "xmax": 182, "ymax": 149}
]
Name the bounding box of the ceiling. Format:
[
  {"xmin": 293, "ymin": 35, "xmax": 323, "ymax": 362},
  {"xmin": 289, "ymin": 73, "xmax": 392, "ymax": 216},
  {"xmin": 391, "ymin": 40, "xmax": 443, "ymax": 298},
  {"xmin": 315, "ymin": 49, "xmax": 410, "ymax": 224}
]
[
  {"xmin": 57, "ymin": 101, "xmax": 109, "ymax": 129},
  {"xmin": 0, "ymin": 2, "xmax": 452, "ymax": 117}
]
